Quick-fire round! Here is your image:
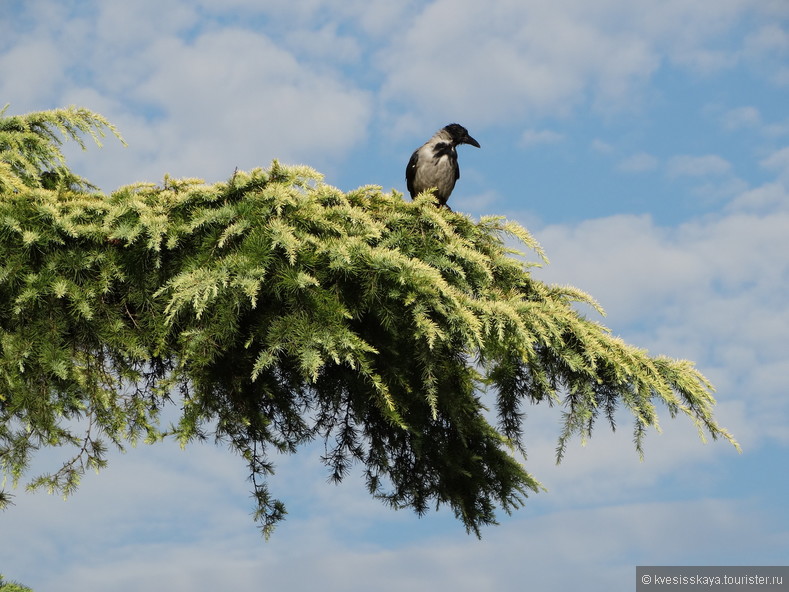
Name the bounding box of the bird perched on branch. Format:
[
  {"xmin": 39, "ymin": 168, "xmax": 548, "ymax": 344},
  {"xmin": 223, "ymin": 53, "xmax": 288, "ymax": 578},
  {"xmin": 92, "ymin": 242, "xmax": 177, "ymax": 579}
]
[{"xmin": 406, "ymin": 123, "xmax": 480, "ymax": 208}]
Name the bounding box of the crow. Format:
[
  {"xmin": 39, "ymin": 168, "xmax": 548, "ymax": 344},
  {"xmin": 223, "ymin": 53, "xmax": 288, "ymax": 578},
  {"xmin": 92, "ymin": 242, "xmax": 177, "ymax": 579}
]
[{"xmin": 406, "ymin": 123, "xmax": 480, "ymax": 207}]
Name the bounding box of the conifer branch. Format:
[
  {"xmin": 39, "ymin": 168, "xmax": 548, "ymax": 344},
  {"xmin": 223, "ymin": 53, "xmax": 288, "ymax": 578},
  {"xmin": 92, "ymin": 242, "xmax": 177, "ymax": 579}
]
[
  {"xmin": 0, "ymin": 104, "xmax": 125, "ymax": 191},
  {"xmin": 0, "ymin": 106, "xmax": 739, "ymax": 536}
]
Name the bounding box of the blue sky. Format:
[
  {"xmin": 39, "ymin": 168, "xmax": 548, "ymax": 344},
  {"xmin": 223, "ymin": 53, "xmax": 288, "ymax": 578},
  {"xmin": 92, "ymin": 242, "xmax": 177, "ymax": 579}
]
[{"xmin": 2, "ymin": 1, "xmax": 788, "ymax": 589}]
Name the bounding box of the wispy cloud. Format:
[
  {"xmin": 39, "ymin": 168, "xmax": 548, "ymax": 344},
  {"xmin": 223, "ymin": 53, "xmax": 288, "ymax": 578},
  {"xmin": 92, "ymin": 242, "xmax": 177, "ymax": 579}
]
[
  {"xmin": 590, "ymin": 139, "xmax": 615, "ymax": 154},
  {"xmin": 717, "ymin": 105, "xmax": 789, "ymax": 136},
  {"xmin": 667, "ymin": 154, "xmax": 732, "ymax": 177},
  {"xmin": 616, "ymin": 152, "xmax": 659, "ymax": 173},
  {"xmin": 520, "ymin": 129, "xmax": 564, "ymax": 147},
  {"xmin": 761, "ymin": 145, "xmax": 789, "ymax": 180},
  {"xmin": 721, "ymin": 106, "xmax": 762, "ymax": 130}
]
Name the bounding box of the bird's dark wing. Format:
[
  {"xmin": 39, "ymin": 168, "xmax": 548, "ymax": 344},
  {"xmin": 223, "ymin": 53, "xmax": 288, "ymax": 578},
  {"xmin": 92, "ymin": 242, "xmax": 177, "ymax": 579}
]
[{"xmin": 406, "ymin": 149, "xmax": 419, "ymax": 198}]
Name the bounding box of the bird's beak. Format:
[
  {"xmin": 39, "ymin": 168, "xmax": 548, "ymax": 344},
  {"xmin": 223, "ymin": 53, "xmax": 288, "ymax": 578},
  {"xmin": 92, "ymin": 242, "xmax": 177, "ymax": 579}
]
[{"xmin": 465, "ymin": 135, "xmax": 480, "ymax": 148}]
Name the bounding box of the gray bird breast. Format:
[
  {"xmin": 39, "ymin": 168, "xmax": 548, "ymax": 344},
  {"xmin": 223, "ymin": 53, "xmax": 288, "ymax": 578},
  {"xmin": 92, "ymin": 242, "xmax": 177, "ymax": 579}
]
[{"xmin": 414, "ymin": 147, "xmax": 458, "ymax": 202}]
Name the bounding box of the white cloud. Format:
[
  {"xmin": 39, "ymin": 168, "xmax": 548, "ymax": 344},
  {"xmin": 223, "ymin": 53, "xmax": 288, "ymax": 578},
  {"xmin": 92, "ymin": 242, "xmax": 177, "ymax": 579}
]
[
  {"xmin": 93, "ymin": 0, "xmax": 199, "ymax": 48},
  {"xmin": 378, "ymin": 0, "xmax": 661, "ymax": 124},
  {"xmin": 58, "ymin": 27, "xmax": 373, "ymax": 190},
  {"xmin": 191, "ymin": 0, "xmax": 417, "ymax": 38},
  {"xmin": 453, "ymin": 189, "xmax": 500, "ymax": 213},
  {"xmin": 377, "ymin": 0, "xmax": 785, "ymax": 127},
  {"xmin": 616, "ymin": 152, "xmax": 659, "ymax": 173},
  {"xmin": 2, "ymin": 1, "xmax": 374, "ymax": 190},
  {"xmin": 520, "ymin": 129, "xmax": 564, "ymax": 147},
  {"xmin": 726, "ymin": 181, "xmax": 789, "ymax": 213},
  {"xmin": 744, "ymin": 23, "xmax": 789, "ymax": 57},
  {"xmin": 686, "ymin": 177, "xmax": 750, "ymax": 204},
  {"xmin": 6, "ymin": 453, "xmax": 780, "ymax": 592},
  {"xmin": 711, "ymin": 105, "xmax": 789, "ymax": 137},
  {"xmin": 137, "ymin": 30, "xmax": 370, "ymax": 159},
  {"xmin": 721, "ymin": 105, "xmax": 762, "ymax": 130},
  {"xmin": 591, "ymin": 139, "xmax": 615, "ymax": 154},
  {"xmin": 283, "ymin": 24, "xmax": 363, "ymax": 63},
  {"xmin": 666, "ymin": 154, "xmax": 732, "ymax": 177},
  {"xmin": 742, "ymin": 22, "xmax": 789, "ymax": 85},
  {"xmin": 761, "ymin": 146, "xmax": 789, "ymax": 180},
  {"xmin": 534, "ymin": 178, "xmax": 789, "ymax": 451},
  {"xmin": 0, "ymin": 38, "xmax": 69, "ymax": 108}
]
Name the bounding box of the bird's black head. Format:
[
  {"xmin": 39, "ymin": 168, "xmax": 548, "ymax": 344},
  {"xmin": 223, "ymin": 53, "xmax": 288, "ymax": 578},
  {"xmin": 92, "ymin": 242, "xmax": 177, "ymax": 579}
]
[{"xmin": 443, "ymin": 123, "xmax": 481, "ymax": 148}]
